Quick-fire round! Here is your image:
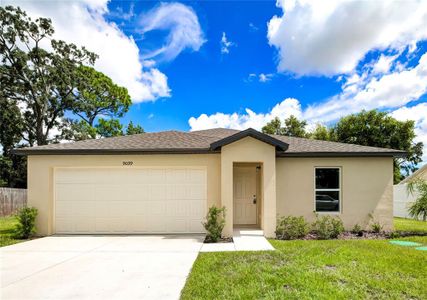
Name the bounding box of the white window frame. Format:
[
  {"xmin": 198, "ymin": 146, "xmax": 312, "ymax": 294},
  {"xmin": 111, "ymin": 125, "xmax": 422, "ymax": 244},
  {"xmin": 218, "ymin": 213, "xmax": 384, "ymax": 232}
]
[{"xmin": 314, "ymin": 167, "xmax": 341, "ymax": 214}]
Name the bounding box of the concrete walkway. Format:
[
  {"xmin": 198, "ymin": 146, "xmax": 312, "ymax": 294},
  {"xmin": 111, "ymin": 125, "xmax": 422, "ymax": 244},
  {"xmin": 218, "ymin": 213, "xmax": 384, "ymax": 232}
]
[
  {"xmin": 1, "ymin": 235, "xmax": 204, "ymax": 300},
  {"xmin": 200, "ymin": 228, "xmax": 274, "ymax": 252}
]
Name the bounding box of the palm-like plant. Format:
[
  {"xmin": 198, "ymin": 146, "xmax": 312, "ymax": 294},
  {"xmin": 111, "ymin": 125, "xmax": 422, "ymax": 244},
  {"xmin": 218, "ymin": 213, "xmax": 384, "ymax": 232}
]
[{"xmin": 407, "ymin": 179, "xmax": 427, "ymax": 221}]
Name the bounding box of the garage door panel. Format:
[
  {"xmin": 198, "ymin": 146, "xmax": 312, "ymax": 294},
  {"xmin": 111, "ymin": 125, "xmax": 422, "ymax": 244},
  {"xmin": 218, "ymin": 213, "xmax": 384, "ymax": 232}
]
[
  {"xmin": 55, "ymin": 168, "xmax": 206, "ymax": 234},
  {"xmin": 56, "ymin": 184, "xmax": 94, "ymax": 203},
  {"xmin": 189, "ymin": 219, "xmax": 204, "ymax": 232}
]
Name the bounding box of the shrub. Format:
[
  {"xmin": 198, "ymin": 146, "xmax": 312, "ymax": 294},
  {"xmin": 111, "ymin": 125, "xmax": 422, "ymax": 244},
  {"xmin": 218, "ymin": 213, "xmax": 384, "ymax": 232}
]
[
  {"xmin": 388, "ymin": 231, "xmax": 401, "ymax": 239},
  {"xmin": 368, "ymin": 213, "xmax": 383, "ymax": 233},
  {"xmin": 203, "ymin": 206, "xmax": 226, "ymax": 242},
  {"xmin": 351, "ymin": 223, "xmax": 363, "ymax": 236},
  {"xmin": 312, "ymin": 215, "xmax": 344, "ymax": 240},
  {"xmin": 407, "ymin": 179, "xmax": 427, "ymax": 221},
  {"xmin": 14, "ymin": 207, "xmax": 38, "ymax": 239},
  {"xmin": 371, "ymin": 221, "xmax": 383, "ymax": 233},
  {"xmin": 276, "ymin": 216, "xmax": 309, "ymax": 240}
]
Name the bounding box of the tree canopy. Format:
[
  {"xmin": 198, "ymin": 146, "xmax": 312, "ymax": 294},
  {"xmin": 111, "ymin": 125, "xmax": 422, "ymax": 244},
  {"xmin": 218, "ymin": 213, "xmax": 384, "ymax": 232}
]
[
  {"xmin": 262, "ymin": 115, "xmax": 308, "ymax": 137},
  {"xmin": 0, "ymin": 6, "xmax": 142, "ymax": 187},
  {"xmin": 261, "ymin": 110, "xmax": 423, "ymax": 183}
]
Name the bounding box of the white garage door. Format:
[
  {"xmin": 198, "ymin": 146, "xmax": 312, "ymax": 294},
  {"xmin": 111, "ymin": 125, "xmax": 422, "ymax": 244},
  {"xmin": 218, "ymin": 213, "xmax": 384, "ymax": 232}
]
[{"xmin": 54, "ymin": 167, "xmax": 207, "ymax": 234}]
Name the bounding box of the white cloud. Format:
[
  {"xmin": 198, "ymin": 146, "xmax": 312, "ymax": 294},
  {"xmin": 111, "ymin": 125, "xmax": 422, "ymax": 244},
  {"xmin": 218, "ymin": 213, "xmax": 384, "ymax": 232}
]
[
  {"xmin": 267, "ymin": 0, "xmax": 427, "ymax": 76},
  {"xmin": 139, "ymin": 2, "xmax": 205, "ymax": 62},
  {"xmin": 392, "ymin": 103, "xmax": 427, "ymax": 161},
  {"xmin": 189, "ymin": 98, "xmax": 301, "ymax": 130},
  {"xmin": 249, "ymin": 22, "xmax": 259, "ymax": 32},
  {"xmin": 304, "ymin": 52, "xmax": 427, "ymax": 123},
  {"xmin": 220, "ymin": 32, "xmax": 235, "ymax": 54},
  {"xmin": 372, "ymin": 54, "xmax": 398, "ymax": 74},
  {"xmin": 247, "ymin": 73, "xmax": 274, "ymax": 83},
  {"xmin": 3, "ymin": 1, "xmax": 203, "ymax": 103},
  {"xmin": 259, "ymin": 73, "xmax": 274, "ymax": 82}
]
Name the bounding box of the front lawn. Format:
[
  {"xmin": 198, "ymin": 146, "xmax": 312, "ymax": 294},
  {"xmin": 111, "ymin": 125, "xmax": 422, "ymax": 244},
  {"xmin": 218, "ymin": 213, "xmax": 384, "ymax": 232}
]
[
  {"xmin": 394, "ymin": 217, "xmax": 427, "ymax": 233},
  {"xmin": 0, "ymin": 216, "xmax": 23, "ymax": 247},
  {"xmin": 182, "ymin": 236, "xmax": 427, "ymax": 299}
]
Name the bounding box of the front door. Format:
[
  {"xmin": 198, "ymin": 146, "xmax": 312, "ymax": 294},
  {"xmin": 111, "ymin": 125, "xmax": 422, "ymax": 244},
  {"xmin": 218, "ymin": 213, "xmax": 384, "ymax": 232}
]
[{"xmin": 233, "ymin": 166, "xmax": 257, "ymax": 225}]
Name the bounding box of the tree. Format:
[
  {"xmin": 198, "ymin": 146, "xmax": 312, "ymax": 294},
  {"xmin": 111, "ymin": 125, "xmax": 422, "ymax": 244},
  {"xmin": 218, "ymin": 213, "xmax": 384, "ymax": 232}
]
[
  {"xmin": 0, "ymin": 6, "xmax": 134, "ymax": 187},
  {"xmin": 95, "ymin": 119, "xmax": 124, "ymax": 138},
  {"xmin": 1, "ymin": 6, "xmax": 97, "ymax": 146},
  {"xmin": 331, "ymin": 110, "xmax": 423, "ymax": 183},
  {"xmin": 283, "ymin": 115, "xmax": 308, "ymax": 137},
  {"xmin": 310, "ymin": 123, "xmax": 332, "ymax": 141},
  {"xmin": 71, "ymin": 66, "xmax": 131, "ymax": 129},
  {"xmin": 262, "ymin": 115, "xmax": 308, "ymax": 137},
  {"xmin": 0, "ymin": 91, "xmax": 26, "ymax": 188},
  {"xmin": 126, "ymin": 121, "xmax": 144, "ymax": 135},
  {"xmin": 407, "ymin": 179, "xmax": 427, "ymax": 221},
  {"xmin": 262, "ymin": 117, "xmax": 283, "ymax": 135}
]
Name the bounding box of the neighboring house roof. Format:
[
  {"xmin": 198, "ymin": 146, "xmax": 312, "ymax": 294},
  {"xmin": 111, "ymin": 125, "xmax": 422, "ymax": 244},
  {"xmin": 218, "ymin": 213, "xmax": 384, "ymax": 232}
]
[
  {"xmin": 13, "ymin": 127, "xmax": 406, "ymax": 157},
  {"xmin": 399, "ymin": 164, "xmax": 427, "ymax": 184}
]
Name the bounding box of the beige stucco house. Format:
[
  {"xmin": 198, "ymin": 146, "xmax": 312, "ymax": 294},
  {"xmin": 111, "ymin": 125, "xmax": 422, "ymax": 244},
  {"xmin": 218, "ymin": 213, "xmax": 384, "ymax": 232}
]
[{"xmin": 15, "ymin": 128, "xmax": 405, "ymax": 237}]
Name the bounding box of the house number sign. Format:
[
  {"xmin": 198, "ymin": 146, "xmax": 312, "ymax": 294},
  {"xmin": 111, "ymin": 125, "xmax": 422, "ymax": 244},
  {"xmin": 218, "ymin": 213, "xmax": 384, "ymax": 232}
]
[{"xmin": 122, "ymin": 161, "xmax": 133, "ymax": 166}]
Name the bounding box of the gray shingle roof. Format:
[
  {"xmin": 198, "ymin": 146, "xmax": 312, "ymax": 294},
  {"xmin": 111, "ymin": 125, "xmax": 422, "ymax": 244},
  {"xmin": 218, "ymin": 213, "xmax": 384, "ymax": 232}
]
[{"xmin": 14, "ymin": 128, "xmax": 405, "ymax": 157}]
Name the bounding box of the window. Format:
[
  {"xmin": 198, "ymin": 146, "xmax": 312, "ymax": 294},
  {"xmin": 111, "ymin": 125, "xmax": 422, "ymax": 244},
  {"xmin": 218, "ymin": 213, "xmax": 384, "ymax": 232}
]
[{"xmin": 315, "ymin": 168, "xmax": 340, "ymax": 212}]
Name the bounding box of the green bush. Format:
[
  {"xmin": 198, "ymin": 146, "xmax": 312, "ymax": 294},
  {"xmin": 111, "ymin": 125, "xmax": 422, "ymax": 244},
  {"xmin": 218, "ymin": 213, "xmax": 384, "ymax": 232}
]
[
  {"xmin": 203, "ymin": 206, "xmax": 226, "ymax": 242},
  {"xmin": 407, "ymin": 179, "xmax": 427, "ymax": 221},
  {"xmin": 312, "ymin": 215, "xmax": 344, "ymax": 240},
  {"xmin": 351, "ymin": 223, "xmax": 363, "ymax": 235},
  {"xmin": 14, "ymin": 207, "xmax": 38, "ymax": 239},
  {"xmin": 276, "ymin": 216, "xmax": 309, "ymax": 240},
  {"xmin": 371, "ymin": 221, "xmax": 383, "ymax": 233}
]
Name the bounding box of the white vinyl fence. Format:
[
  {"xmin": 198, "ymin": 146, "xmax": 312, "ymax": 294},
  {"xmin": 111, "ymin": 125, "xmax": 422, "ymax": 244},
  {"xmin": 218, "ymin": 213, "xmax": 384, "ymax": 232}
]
[
  {"xmin": 0, "ymin": 188, "xmax": 27, "ymax": 216},
  {"xmin": 393, "ymin": 184, "xmax": 418, "ymax": 218}
]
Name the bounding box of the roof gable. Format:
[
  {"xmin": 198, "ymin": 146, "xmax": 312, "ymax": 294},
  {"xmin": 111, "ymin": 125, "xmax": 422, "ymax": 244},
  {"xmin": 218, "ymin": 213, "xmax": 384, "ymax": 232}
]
[{"xmin": 209, "ymin": 128, "xmax": 289, "ymax": 151}]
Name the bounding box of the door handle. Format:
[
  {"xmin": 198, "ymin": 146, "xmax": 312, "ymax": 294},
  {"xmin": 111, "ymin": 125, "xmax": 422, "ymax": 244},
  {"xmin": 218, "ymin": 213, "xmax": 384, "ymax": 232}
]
[{"xmin": 253, "ymin": 196, "xmax": 257, "ymax": 204}]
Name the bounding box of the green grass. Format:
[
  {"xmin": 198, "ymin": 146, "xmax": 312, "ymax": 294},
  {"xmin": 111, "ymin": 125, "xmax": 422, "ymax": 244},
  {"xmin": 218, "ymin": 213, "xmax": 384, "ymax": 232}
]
[
  {"xmin": 394, "ymin": 217, "xmax": 427, "ymax": 233},
  {"xmin": 0, "ymin": 216, "xmax": 24, "ymax": 247},
  {"xmin": 182, "ymin": 236, "xmax": 427, "ymax": 300}
]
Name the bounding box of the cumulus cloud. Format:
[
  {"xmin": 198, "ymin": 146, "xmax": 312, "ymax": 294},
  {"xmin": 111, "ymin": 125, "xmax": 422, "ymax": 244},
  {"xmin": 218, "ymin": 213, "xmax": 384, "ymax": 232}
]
[
  {"xmin": 391, "ymin": 103, "xmax": 427, "ymax": 161},
  {"xmin": 189, "ymin": 52, "xmax": 427, "ymax": 158},
  {"xmin": 188, "ymin": 98, "xmax": 302, "ymax": 130},
  {"xmin": 304, "ymin": 52, "xmax": 427, "ymax": 123},
  {"xmin": 140, "ymin": 2, "xmax": 205, "ymax": 62},
  {"xmin": 4, "ymin": 1, "xmax": 203, "ymax": 103},
  {"xmin": 220, "ymin": 32, "xmax": 235, "ymax": 54},
  {"xmin": 267, "ymin": 0, "xmax": 427, "ymax": 76}
]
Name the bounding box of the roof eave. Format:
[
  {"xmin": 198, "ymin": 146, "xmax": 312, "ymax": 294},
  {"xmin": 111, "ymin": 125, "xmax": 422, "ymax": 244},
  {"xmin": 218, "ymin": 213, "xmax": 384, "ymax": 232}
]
[
  {"xmin": 12, "ymin": 148, "xmax": 217, "ymax": 156},
  {"xmin": 277, "ymin": 151, "xmax": 407, "ymax": 158}
]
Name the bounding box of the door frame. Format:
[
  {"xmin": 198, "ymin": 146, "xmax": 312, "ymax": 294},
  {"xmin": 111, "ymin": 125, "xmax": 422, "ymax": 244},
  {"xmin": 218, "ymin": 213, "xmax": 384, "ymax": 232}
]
[{"xmin": 232, "ymin": 163, "xmax": 262, "ymax": 226}]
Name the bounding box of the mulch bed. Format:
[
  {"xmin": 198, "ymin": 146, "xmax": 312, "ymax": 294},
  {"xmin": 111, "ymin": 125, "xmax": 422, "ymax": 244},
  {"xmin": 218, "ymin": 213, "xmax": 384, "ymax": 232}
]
[
  {"xmin": 280, "ymin": 231, "xmax": 427, "ymax": 241},
  {"xmin": 204, "ymin": 237, "xmax": 234, "ymax": 243}
]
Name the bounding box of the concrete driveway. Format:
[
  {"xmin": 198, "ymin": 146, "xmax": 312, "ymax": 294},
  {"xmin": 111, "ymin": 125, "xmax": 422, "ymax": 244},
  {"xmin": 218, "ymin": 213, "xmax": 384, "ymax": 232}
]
[{"xmin": 0, "ymin": 235, "xmax": 204, "ymax": 300}]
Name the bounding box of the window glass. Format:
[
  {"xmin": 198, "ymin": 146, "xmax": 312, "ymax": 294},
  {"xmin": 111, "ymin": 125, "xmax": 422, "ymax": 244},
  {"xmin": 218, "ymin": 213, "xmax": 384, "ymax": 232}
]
[
  {"xmin": 315, "ymin": 168, "xmax": 340, "ymax": 212},
  {"xmin": 315, "ymin": 168, "xmax": 339, "ymax": 189},
  {"xmin": 315, "ymin": 191, "xmax": 339, "ymax": 212}
]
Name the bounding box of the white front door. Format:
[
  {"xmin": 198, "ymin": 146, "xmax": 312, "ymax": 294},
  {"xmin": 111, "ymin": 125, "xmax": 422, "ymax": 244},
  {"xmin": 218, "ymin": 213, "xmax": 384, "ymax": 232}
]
[{"xmin": 233, "ymin": 166, "xmax": 257, "ymax": 225}]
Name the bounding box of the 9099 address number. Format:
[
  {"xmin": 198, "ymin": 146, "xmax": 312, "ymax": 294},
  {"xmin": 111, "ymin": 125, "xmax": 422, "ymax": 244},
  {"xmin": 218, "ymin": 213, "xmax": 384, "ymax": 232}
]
[{"xmin": 122, "ymin": 161, "xmax": 133, "ymax": 166}]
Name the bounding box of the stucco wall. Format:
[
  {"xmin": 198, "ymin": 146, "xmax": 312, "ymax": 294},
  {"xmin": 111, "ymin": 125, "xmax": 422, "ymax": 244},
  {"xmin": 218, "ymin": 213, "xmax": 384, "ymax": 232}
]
[
  {"xmin": 221, "ymin": 137, "xmax": 276, "ymax": 237},
  {"xmin": 276, "ymin": 157, "xmax": 394, "ymax": 230},
  {"xmin": 28, "ymin": 154, "xmax": 221, "ymax": 235}
]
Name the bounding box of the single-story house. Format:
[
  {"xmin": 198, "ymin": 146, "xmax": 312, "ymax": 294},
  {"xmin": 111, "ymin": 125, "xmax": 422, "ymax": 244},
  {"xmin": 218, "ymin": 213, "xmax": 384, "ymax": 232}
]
[
  {"xmin": 15, "ymin": 128, "xmax": 405, "ymax": 237},
  {"xmin": 393, "ymin": 163, "xmax": 427, "ymax": 218}
]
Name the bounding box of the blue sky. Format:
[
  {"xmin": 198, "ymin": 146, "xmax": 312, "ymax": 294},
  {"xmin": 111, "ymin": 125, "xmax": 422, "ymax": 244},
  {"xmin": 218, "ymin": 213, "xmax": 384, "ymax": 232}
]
[
  {"xmin": 7, "ymin": 0, "xmax": 427, "ymax": 160},
  {"xmin": 110, "ymin": 0, "xmax": 345, "ymax": 131}
]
